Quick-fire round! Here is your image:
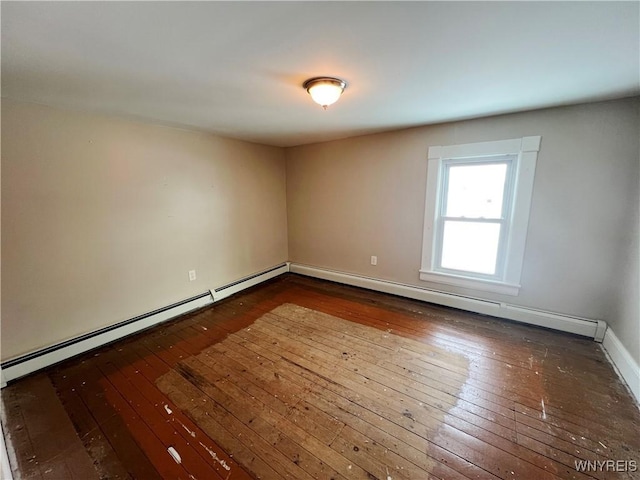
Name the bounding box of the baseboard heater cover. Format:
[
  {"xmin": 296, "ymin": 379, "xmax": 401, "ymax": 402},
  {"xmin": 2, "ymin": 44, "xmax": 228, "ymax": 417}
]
[
  {"xmin": 289, "ymin": 263, "xmax": 606, "ymax": 341},
  {"xmin": 214, "ymin": 263, "xmax": 289, "ymax": 300},
  {"xmin": 1, "ymin": 262, "xmax": 290, "ymax": 387},
  {"xmin": 0, "ymin": 291, "xmax": 214, "ymax": 386}
]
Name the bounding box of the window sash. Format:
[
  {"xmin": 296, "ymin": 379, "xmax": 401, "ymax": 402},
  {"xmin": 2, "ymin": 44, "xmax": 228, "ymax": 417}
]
[
  {"xmin": 434, "ymin": 218, "xmax": 504, "ymax": 279},
  {"xmin": 433, "ymin": 156, "xmax": 516, "ymax": 281},
  {"xmin": 440, "ymin": 159, "xmax": 511, "ymax": 220}
]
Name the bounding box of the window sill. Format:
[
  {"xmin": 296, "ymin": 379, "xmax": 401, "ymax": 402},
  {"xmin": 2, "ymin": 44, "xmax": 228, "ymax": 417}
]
[{"xmin": 419, "ymin": 270, "xmax": 520, "ymax": 296}]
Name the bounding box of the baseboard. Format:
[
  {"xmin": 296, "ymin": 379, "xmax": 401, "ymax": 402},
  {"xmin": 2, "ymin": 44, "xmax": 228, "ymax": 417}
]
[
  {"xmin": 602, "ymin": 328, "xmax": 640, "ymax": 405},
  {"xmin": 1, "ymin": 263, "xmax": 289, "ymax": 386},
  {"xmin": 289, "ymin": 263, "xmax": 605, "ymax": 340}
]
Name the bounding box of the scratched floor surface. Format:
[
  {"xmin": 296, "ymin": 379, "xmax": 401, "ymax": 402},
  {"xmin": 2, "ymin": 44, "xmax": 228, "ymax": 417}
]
[{"xmin": 2, "ymin": 273, "xmax": 639, "ymax": 479}]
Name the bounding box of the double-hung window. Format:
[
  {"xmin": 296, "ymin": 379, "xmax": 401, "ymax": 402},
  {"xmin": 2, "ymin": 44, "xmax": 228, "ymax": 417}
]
[{"xmin": 420, "ymin": 136, "xmax": 541, "ymax": 296}]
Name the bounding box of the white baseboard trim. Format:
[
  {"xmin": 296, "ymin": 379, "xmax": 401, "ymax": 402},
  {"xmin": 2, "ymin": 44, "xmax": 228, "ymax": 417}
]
[
  {"xmin": 1, "ymin": 263, "xmax": 289, "ymax": 386},
  {"xmin": 290, "ymin": 263, "xmax": 605, "ymax": 340},
  {"xmin": 602, "ymin": 328, "xmax": 640, "ymax": 405}
]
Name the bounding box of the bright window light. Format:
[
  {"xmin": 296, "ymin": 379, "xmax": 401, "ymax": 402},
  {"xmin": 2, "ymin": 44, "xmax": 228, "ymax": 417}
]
[
  {"xmin": 445, "ymin": 163, "xmax": 507, "ymax": 219},
  {"xmin": 441, "ymin": 221, "xmax": 501, "ymax": 274}
]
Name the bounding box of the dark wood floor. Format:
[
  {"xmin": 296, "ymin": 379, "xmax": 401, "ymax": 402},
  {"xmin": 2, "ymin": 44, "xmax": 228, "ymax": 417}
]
[{"xmin": 2, "ymin": 274, "xmax": 639, "ymax": 479}]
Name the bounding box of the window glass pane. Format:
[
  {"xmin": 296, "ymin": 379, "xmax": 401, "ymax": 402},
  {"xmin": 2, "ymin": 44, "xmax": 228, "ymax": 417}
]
[
  {"xmin": 441, "ymin": 221, "xmax": 501, "ymax": 275},
  {"xmin": 445, "ymin": 163, "xmax": 507, "ymax": 218}
]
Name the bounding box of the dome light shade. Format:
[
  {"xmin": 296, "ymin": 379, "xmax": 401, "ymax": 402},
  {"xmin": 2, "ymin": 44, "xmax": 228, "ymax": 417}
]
[{"xmin": 303, "ymin": 77, "xmax": 346, "ymax": 109}]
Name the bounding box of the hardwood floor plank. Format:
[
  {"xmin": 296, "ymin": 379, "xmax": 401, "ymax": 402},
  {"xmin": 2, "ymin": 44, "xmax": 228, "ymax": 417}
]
[
  {"xmin": 95, "ymin": 374, "xmax": 192, "ymax": 478},
  {"xmin": 227, "ymin": 319, "xmax": 501, "ymax": 479},
  {"xmin": 175, "ymin": 357, "xmax": 352, "ymax": 480},
  {"xmin": 219, "ymin": 331, "xmax": 475, "ymax": 479},
  {"xmin": 238, "ymin": 310, "xmax": 586, "ymax": 480},
  {"xmin": 263, "ymin": 310, "xmax": 519, "ymax": 434},
  {"xmin": 159, "ymin": 367, "xmax": 316, "ymax": 480},
  {"xmin": 48, "ymin": 384, "xmax": 133, "ymax": 479},
  {"xmin": 282, "ymin": 282, "xmax": 623, "ymax": 400},
  {"xmin": 96, "ymin": 349, "xmax": 227, "ymax": 480},
  {"xmin": 1, "ymin": 397, "xmax": 43, "ymax": 479},
  {"xmin": 157, "ymin": 370, "xmax": 287, "ymax": 480},
  {"xmin": 111, "ymin": 345, "xmax": 251, "ymax": 479},
  {"xmin": 4, "ymin": 274, "xmax": 639, "ymax": 480}
]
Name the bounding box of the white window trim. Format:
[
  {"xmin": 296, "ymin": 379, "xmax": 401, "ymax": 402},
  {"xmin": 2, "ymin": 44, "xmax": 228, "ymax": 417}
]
[{"xmin": 420, "ymin": 136, "xmax": 541, "ymax": 296}]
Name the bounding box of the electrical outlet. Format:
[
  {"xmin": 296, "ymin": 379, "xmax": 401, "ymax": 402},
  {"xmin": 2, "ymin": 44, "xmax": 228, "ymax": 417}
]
[
  {"xmin": 371, "ymin": 256, "xmax": 378, "ymax": 266},
  {"xmin": 188, "ymin": 270, "xmax": 196, "ymax": 281}
]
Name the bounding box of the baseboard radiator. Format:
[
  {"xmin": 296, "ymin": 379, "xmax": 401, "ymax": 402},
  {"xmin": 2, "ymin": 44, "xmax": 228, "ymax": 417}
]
[
  {"xmin": 289, "ymin": 263, "xmax": 607, "ymax": 341},
  {"xmin": 0, "ymin": 263, "xmax": 289, "ymax": 387}
]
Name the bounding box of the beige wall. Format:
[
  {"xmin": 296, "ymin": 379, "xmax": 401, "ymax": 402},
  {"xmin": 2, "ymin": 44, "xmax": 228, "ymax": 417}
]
[
  {"xmin": 3, "ymin": 97, "xmax": 638, "ymax": 367},
  {"xmin": 286, "ymin": 98, "xmax": 640, "ymax": 363},
  {"xmin": 1, "ymin": 100, "xmax": 288, "ymax": 360}
]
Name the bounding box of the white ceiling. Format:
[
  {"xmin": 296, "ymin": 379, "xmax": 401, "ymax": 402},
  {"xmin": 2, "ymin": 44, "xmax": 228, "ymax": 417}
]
[{"xmin": 2, "ymin": 2, "xmax": 639, "ymax": 147}]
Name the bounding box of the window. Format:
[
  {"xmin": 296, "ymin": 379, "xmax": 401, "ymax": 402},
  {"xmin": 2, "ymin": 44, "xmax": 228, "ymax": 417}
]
[{"xmin": 420, "ymin": 136, "xmax": 541, "ymax": 296}]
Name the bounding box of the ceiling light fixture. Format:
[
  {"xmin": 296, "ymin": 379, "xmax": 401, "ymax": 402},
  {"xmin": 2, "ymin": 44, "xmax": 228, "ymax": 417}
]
[{"xmin": 303, "ymin": 77, "xmax": 347, "ymax": 110}]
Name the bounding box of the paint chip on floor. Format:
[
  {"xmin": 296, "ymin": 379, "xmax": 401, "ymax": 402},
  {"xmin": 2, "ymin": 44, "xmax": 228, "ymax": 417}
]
[
  {"xmin": 168, "ymin": 446, "xmax": 181, "ymax": 464},
  {"xmin": 199, "ymin": 441, "xmax": 232, "ymax": 471}
]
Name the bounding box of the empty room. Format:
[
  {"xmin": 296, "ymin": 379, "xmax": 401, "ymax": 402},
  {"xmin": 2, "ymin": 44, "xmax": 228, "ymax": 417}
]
[{"xmin": 1, "ymin": 2, "xmax": 639, "ymax": 479}]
